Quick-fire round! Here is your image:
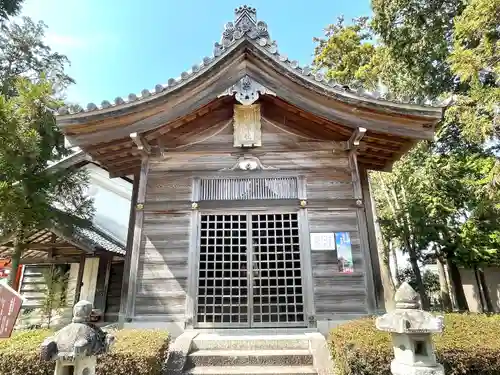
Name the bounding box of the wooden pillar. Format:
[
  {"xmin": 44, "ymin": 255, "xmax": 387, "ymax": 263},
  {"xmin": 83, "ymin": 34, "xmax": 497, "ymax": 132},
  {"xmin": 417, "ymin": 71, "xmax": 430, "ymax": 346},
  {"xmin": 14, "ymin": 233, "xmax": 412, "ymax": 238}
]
[
  {"xmin": 73, "ymin": 254, "xmax": 86, "ymax": 304},
  {"xmin": 93, "ymin": 254, "xmax": 112, "ymax": 312},
  {"xmin": 349, "ymin": 151, "xmax": 377, "ymax": 314},
  {"xmin": 297, "ymin": 175, "xmax": 316, "ymax": 327},
  {"xmin": 119, "ymin": 157, "xmax": 148, "ymax": 323},
  {"xmin": 185, "ymin": 178, "xmax": 200, "ymax": 329},
  {"xmin": 360, "ymin": 167, "xmax": 384, "ymax": 311}
]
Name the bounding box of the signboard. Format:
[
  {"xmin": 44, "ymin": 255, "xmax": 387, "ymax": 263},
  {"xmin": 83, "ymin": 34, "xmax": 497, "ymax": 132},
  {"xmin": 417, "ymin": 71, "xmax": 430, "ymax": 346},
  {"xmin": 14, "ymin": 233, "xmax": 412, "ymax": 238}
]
[
  {"xmin": 310, "ymin": 233, "xmax": 336, "ymax": 251},
  {"xmin": 0, "ymin": 283, "xmax": 23, "ymax": 338},
  {"xmin": 336, "ymin": 232, "xmax": 354, "ymax": 273}
]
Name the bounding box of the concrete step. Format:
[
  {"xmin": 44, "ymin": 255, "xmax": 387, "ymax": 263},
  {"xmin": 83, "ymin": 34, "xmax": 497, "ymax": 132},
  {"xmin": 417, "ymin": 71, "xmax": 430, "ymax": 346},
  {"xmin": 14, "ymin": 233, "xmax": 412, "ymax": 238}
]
[
  {"xmin": 186, "ymin": 349, "xmax": 314, "ymax": 367},
  {"xmin": 191, "ymin": 334, "xmax": 310, "ymax": 351},
  {"xmin": 184, "ymin": 365, "xmax": 317, "ymax": 375}
]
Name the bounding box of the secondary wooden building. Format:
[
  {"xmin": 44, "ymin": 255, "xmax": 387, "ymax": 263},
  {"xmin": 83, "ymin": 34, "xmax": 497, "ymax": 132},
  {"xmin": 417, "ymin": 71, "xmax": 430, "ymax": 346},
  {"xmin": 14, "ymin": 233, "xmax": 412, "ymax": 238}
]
[{"xmin": 56, "ymin": 6, "xmax": 443, "ymax": 335}]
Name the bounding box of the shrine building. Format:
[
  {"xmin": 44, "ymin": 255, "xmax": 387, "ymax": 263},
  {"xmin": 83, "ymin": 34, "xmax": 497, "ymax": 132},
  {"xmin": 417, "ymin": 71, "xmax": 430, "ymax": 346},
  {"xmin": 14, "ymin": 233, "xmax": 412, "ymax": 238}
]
[{"xmin": 55, "ymin": 6, "xmax": 443, "ymax": 336}]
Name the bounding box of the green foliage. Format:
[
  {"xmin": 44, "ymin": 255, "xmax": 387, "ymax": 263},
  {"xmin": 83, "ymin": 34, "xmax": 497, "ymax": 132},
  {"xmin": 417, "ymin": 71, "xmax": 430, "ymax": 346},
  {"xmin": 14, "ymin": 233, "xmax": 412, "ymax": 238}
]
[
  {"xmin": 329, "ymin": 314, "xmax": 500, "ymax": 375},
  {"xmin": 0, "ymin": 77, "xmax": 94, "ymax": 237},
  {"xmin": 0, "ymin": 15, "xmax": 93, "ymax": 286},
  {"xmin": 0, "ymin": 17, "xmax": 75, "ymax": 97},
  {"xmin": 0, "ymin": 0, "xmax": 24, "ymax": 22},
  {"xmin": 313, "ymin": 16, "xmax": 379, "ymax": 87},
  {"xmin": 40, "ymin": 265, "xmax": 69, "ymax": 328},
  {"xmin": 397, "ymin": 266, "xmax": 440, "ymax": 300},
  {"xmin": 0, "ymin": 329, "xmax": 170, "ymax": 375},
  {"xmin": 313, "ymin": 0, "xmax": 500, "ymax": 308},
  {"xmin": 371, "ymin": 0, "xmax": 463, "ymax": 99}
]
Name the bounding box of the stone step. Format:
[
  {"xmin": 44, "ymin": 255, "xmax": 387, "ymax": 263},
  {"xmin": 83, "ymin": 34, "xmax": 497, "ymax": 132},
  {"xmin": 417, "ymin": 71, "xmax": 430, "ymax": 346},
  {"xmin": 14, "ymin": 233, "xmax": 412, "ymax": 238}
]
[
  {"xmin": 186, "ymin": 349, "xmax": 314, "ymax": 367},
  {"xmin": 191, "ymin": 334, "xmax": 310, "ymax": 351},
  {"xmin": 184, "ymin": 365, "xmax": 317, "ymax": 375}
]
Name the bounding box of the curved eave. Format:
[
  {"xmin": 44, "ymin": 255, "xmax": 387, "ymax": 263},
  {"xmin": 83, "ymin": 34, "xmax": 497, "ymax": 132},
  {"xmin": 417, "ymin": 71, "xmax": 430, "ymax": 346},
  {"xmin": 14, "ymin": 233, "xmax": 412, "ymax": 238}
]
[{"xmin": 58, "ymin": 38, "xmax": 443, "ymax": 147}]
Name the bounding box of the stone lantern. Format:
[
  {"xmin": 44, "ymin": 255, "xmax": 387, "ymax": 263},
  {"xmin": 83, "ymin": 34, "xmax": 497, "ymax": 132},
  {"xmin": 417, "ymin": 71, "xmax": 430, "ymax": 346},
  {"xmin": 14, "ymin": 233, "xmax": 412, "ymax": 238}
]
[
  {"xmin": 376, "ymin": 282, "xmax": 445, "ymax": 375},
  {"xmin": 40, "ymin": 300, "xmax": 115, "ymax": 375}
]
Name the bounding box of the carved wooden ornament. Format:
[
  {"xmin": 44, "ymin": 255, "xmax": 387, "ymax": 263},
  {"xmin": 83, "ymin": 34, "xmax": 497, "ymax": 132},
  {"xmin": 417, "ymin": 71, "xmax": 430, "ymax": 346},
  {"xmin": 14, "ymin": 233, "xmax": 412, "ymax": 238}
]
[{"xmin": 233, "ymin": 104, "xmax": 262, "ymax": 147}]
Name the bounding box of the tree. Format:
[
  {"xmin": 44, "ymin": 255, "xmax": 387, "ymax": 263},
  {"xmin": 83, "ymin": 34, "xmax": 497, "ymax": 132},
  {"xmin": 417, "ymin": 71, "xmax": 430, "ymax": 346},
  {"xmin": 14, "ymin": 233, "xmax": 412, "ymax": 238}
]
[
  {"xmin": 40, "ymin": 265, "xmax": 69, "ymax": 328},
  {"xmin": 397, "ymin": 266, "xmax": 440, "ymax": 306},
  {"xmin": 0, "ymin": 17, "xmax": 74, "ymax": 98},
  {"xmin": 313, "ymin": 1, "xmax": 500, "ymax": 311},
  {"xmin": 0, "ymin": 78, "xmax": 94, "ymax": 286},
  {"xmin": 0, "ymin": 0, "xmax": 24, "ymax": 22},
  {"xmin": 0, "ymin": 17, "xmax": 93, "ymax": 287}
]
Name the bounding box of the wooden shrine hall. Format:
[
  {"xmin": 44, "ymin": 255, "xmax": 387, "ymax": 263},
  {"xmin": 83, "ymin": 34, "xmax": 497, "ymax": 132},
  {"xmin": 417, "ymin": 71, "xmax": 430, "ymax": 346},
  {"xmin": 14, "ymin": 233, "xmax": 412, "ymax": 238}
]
[{"xmin": 55, "ymin": 6, "xmax": 443, "ymax": 335}]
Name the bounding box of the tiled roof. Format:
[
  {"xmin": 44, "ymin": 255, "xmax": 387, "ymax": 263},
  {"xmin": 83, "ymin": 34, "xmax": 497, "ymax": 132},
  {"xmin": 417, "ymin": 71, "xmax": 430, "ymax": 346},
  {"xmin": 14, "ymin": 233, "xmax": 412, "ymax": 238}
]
[
  {"xmin": 73, "ymin": 227, "xmax": 125, "ymax": 255},
  {"xmin": 56, "ymin": 5, "xmax": 449, "ymax": 117},
  {"xmin": 73, "ymin": 225, "xmax": 126, "ymax": 256}
]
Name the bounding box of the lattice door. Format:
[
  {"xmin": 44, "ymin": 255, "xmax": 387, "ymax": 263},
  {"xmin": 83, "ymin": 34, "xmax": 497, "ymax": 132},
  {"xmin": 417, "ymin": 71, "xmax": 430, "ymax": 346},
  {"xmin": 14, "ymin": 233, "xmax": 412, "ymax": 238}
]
[
  {"xmin": 196, "ymin": 214, "xmax": 249, "ymax": 327},
  {"xmin": 195, "ymin": 212, "xmax": 306, "ymax": 328},
  {"xmin": 250, "ymin": 213, "xmax": 305, "ymax": 326}
]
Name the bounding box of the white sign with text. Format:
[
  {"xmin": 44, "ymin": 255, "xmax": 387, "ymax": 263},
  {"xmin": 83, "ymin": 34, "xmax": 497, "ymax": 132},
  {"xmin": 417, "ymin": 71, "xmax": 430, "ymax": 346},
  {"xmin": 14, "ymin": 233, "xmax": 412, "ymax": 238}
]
[{"xmin": 310, "ymin": 232, "xmax": 336, "ymax": 251}]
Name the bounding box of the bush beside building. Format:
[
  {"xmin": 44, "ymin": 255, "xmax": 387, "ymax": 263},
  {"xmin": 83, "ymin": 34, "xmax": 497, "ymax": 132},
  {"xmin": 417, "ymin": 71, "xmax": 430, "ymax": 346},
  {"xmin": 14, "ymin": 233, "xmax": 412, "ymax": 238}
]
[
  {"xmin": 329, "ymin": 313, "xmax": 500, "ymax": 375},
  {"xmin": 0, "ymin": 328, "xmax": 169, "ymax": 375}
]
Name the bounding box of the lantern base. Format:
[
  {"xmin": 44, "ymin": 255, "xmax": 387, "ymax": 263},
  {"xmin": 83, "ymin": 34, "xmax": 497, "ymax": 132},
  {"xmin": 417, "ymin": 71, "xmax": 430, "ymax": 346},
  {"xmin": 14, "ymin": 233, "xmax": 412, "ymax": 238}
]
[{"xmin": 391, "ymin": 361, "xmax": 444, "ymax": 375}]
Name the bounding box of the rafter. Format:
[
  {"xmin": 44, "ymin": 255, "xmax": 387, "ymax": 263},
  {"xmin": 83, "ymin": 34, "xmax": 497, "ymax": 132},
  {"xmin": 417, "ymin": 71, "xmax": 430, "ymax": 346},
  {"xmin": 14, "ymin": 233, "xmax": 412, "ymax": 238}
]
[
  {"xmin": 130, "ymin": 132, "xmax": 151, "ymax": 155},
  {"xmin": 345, "ymin": 127, "xmax": 367, "ymax": 150}
]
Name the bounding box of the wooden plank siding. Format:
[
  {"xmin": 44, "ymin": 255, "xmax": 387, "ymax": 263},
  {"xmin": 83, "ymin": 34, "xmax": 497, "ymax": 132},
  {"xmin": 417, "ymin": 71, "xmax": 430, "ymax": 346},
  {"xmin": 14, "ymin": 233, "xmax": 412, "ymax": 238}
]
[
  {"xmin": 135, "ymin": 170, "xmax": 192, "ymax": 320},
  {"xmin": 307, "ymin": 209, "xmax": 368, "ymax": 318},
  {"xmin": 132, "ymin": 114, "xmax": 373, "ymax": 325}
]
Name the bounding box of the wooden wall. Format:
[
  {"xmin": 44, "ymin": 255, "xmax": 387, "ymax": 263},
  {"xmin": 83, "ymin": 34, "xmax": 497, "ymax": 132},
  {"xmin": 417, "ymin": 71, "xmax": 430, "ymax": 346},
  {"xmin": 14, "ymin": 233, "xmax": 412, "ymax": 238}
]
[
  {"xmin": 136, "ymin": 170, "xmax": 192, "ymax": 321},
  {"xmin": 133, "ymin": 113, "xmax": 373, "ymax": 324}
]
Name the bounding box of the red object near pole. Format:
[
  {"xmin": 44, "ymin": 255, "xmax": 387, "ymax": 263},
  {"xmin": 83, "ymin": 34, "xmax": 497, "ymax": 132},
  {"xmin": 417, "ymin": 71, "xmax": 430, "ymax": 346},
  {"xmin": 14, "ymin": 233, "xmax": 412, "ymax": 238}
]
[{"xmin": 0, "ymin": 283, "xmax": 23, "ymax": 338}]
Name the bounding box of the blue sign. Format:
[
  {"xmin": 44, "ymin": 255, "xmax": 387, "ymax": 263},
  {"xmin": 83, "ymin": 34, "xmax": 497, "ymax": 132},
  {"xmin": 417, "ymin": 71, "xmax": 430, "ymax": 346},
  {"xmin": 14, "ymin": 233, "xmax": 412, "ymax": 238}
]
[{"xmin": 335, "ymin": 232, "xmax": 354, "ymax": 273}]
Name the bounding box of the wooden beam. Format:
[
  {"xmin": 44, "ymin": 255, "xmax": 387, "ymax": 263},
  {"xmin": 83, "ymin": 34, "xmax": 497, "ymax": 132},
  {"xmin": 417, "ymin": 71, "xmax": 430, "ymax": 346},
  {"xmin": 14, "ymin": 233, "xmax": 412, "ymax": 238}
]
[
  {"xmin": 118, "ymin": 172, "xmax": 139, "ymax": 324},
  {"xmin": 74, "ymin": 254, "xmax": 86, "ymax": 304},
  {"xmin": 26, "ymin": 242, "xmax": 73, "ymax": 249},
  {"xmin": 19, "ymin": 256, "xmax": 84, "ymax": 265},
  {"xmin": 130, "ymin": 132, "xmax": 151, "ymax": 155},
  {"xmin": 345, "ymin": 127, "xmax": 367, "ymax": 150},
  {"xmin": 120, "ymin": 158, "xmax": 147, "ymax": 323},
  {"xmin": 360, "ymin": 167, "xmax": 384, "ymax": 311},
  {"xmin": 108, "ymin": 161, "xmax": 142, "ymax": 178},
  {"xmin": 349, "ymin": 151, "xmax": 377, "ymax": 314}
]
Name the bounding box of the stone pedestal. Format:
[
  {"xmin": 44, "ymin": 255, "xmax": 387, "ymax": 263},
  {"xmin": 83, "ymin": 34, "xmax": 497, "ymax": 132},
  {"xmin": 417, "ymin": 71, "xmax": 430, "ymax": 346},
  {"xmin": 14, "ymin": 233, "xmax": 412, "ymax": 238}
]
[
  {"xmin": 54, "ymin": 356, "xmax": 96, "ymax": 375},
  {"xmin": 376, "ymin": 282, "xmax": 445, "ymax": 375},
  {"xmin": 40, "ymin": 300, "xmax": 115, "ymax": 375}
]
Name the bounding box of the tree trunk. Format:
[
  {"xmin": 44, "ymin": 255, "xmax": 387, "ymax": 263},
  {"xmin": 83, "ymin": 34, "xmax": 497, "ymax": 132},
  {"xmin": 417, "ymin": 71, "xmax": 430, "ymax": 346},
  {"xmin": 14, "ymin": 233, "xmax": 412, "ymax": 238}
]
[
  {"xmin": 391, "ymin": 244, "xmax": 400, "ymax": 286},
  {"xmin": 408, "ymin": 252, "xmax": 429, "ymax": 310},
  {"xmin": 378, "ymin": 243, "xmax": 396, "ymax": 311},
  {"xmin": 473, "ymin": 267, "xmax": 486, "ymax": 312},
  {"xmin": 437, "ymin": 256, "xmax": 452, "ymax": 312},
  {"xmin": 372, "ymin": 218, "xmax": 395, "ymax": 311},
  {"xmin": 447, "ymin": 258, "xmax": 469, "ymax": 311},
  {"xmin": 478, "ymin": 268, "xmax": 494, "ymax": 313},
  {"xmin": 7, "ymin": 237, "xmax": 23, "ymax": 289}
]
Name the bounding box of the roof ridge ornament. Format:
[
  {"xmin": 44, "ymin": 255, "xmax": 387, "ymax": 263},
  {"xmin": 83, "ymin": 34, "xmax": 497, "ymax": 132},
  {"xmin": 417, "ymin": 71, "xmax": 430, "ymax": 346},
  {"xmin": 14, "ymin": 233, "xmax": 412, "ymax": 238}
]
[
  {"xmin": 219, "ymin": 75, "xmax": 276, "ymax": 105},
  {"xmin": 214, "ymin": 5, "xmax": 271, "ymax": 56}
]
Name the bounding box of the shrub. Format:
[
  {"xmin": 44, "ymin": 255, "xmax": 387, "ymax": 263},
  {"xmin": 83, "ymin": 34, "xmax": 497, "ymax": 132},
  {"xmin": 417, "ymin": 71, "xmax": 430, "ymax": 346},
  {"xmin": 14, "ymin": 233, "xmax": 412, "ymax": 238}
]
[
  {"xmin": 329, "ymin": 313, "xmax": 500, "ymax": 375},
  {"xmin": 0, "ymin": 328, "xmax": 169, "ymax": 375}
]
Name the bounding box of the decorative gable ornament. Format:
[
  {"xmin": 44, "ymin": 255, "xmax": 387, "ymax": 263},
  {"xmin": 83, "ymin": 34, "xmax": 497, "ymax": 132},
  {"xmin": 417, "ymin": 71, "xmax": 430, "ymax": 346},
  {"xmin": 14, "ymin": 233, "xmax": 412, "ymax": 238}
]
[
  {"xmin": 219, "ymin": 75, "xmax": 275, "ymax": 105},
  {"xmin": 233, "ymin": 104, "xmax": 262, "ymax": 147},
  {"xmin": 221, "ymin": 155, "xmax": 278, "ymax": 171},
  {"xmin": 214, "ymin": 6, "xmax": 270, "ymax": 56}
]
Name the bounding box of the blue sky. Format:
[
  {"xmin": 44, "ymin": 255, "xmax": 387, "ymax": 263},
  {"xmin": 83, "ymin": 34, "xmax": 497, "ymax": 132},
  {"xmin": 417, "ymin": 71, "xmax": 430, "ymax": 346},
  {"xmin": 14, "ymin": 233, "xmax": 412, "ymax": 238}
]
[{"xmin": 20, "ymin": 0, "xmax": 372, "ymax": 105}]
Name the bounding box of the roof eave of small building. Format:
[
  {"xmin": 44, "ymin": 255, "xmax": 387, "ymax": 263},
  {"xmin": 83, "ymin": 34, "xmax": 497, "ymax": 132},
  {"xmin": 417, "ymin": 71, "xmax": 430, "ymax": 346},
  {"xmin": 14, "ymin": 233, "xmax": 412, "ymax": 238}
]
[
  {"xmin": 55, "ymin": 6, "xmax": 445, "ymax": 131},
  {"xmin": 56, "ymin": 35, "xmax": 444, "ymax": 125}
]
